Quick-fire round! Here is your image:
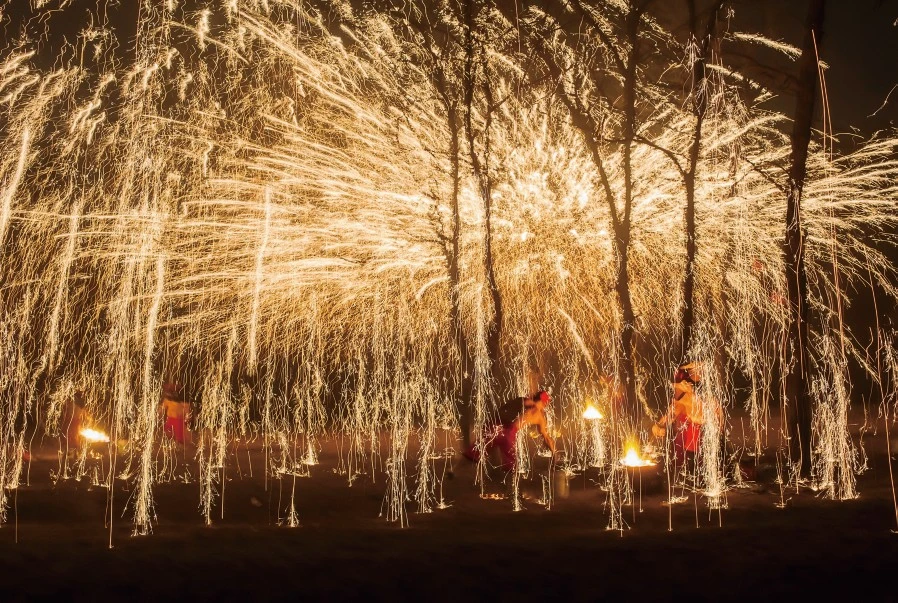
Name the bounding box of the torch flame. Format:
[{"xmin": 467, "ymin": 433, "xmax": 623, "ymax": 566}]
[
  {"xmin": 582, "ymin": 404, "xmax": 603, "ymax": 420},
  {"xmin": 79, "ymin": 428, "xmax": 110, "ymax": 443}
]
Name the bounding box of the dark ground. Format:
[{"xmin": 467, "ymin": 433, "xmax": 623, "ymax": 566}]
[{"xmin": 2, "ymin": 427, "xmax": 898, "ymax": 603}]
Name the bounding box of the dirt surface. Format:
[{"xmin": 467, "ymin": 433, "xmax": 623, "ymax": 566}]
[{"xmin": 2, "ymin": 434, "xmax": 898, "ymax": 603}]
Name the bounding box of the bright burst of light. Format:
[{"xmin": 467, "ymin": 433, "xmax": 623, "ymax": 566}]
[
  {"xmin": 582, "ymin": 404, "xmax": 603, "ymax": 421},
  {"xmin": 79, "ymin": 428, "xmax": 110, "ymax": 444},
  {"xmin": 620, "ymin": 439, "xmax": 655, "ymax": 468}
]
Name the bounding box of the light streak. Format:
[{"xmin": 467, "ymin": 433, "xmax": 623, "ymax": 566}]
[{"xmin": 0, "ymin": 128, "xmax": 30, "ymax": 245}]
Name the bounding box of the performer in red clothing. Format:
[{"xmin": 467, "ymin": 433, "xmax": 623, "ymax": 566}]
[
  {"xmin": 464, "ymin": 390, "xmax": 556, "ymax": 470},
  {"xmin": 652, "ymin": 362, "xmax": 719, "ymax": 468},
  {"xmin": 160, "ymin": 381, "xmax": 190, "ymax": 444}
]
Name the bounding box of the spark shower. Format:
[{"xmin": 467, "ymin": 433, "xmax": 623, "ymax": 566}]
[{"xmin": 1, "ymin": 0, "xmax": 897, "ymax": 535}]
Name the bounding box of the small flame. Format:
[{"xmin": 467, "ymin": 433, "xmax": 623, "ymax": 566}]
[
  {"xmin": 620, "ymin": 440, "xmax": 654, "ymax": 467},
  {"xmin": 79, "ymin": 428, "xmax": 109, "ymax": 443},
  {"xmin": 582, "ymin": 404, "xmax": 603, "ymax": 420}
]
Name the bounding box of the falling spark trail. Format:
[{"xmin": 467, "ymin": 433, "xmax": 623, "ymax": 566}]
[
  {"xmin": 44, "ymin": 203, "xmax": 81, "ymax": 372},
  {"xmin": 248, "ymin": 187, "xmax": 272, "ymax": 372},
  {"xmin": 132, "ymin": 252, "xmax": 166, "ymax": 535},
  {"xmin": 0, "ymin": 128, "xmax": 30, "ymax": 245}
]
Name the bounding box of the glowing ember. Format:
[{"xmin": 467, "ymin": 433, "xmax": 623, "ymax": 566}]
[
  {"xmin": 79, "ymin": 428, "xmax": 110, "ymax": 444},
  {"xmin": 582, "ymin": 404, "xmax": 603, "ymax": 420}
]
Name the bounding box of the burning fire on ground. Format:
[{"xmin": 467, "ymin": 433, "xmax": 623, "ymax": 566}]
[{"xmin": 620, "ymin": 439, "xmax": 655, "ymax": 468}]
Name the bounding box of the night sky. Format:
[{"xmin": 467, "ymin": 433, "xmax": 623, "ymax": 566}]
[
  {"xmin": 777, "ymin": 0, "xmax": 898, "ymax": 137},
  {"xmin": 2, "ymin": 0, "xmax": 896, "ymax": 139}
]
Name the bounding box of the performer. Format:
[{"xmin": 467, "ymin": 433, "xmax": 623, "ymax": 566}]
[
  {"xmin": 652, "ymin": 362, "xmax": 718, "ymax": 471},
  {"xmin": 160, "ymin": 381, "xmax": 190, "ymax": 444},
  {"xmin": 464, "ymin": 390, "xmax": 556, "ymax": 470}
]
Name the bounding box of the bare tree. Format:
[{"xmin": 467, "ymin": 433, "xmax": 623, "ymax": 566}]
[
  {"xmin": 367, "ymin": 0, "xmax": 510, "ymax": 442},
  {"xmin": 620, "ymin": 0, "xmax": 728, "ymax": 358},
  {"xmin": 380, "ymin": 1, "xmax": 477, "ymax": 445},
  {"xmin": 500, "ymin": 0, "xmax": 657, "ymax": 417}
]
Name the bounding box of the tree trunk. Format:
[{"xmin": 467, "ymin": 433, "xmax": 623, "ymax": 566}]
[
  {"xmin": 444, "ymin": 104, "xmax": 476, "ymax": 447},
  {"xmin": 681, "ymin": 0, "xmax": 724, "ymax": 357},
  {"xmin": 681, "ymin": 11, "xmax": 703, "ymax": 357},
  {"xmin": 616, "ymin": 4, "xmax": 642, "ymax": 417},
  {"xmin": 613, "ymin": 223, "xmax": 638, "ymax": 415},
  {"xmin": 463, "ymin": 0, "xmax": 503, "ymax": 396},
  {"xmin": 785, "ymin": 0, "xmax": 825, "ymax": 478}
]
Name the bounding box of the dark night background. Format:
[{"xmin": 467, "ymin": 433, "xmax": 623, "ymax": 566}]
[{"xmin": 3, "ymin": 0, "xmax": 896, "ymax": 133}]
